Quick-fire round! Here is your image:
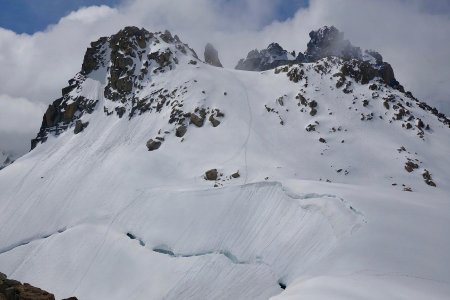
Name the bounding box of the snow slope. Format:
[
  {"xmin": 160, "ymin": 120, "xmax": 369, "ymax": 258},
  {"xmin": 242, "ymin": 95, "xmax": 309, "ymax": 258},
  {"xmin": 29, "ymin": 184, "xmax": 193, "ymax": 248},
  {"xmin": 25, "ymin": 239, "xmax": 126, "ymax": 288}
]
[{"xmin": 0, "ymin": 27, "xmax": 449, "ymax": 299}]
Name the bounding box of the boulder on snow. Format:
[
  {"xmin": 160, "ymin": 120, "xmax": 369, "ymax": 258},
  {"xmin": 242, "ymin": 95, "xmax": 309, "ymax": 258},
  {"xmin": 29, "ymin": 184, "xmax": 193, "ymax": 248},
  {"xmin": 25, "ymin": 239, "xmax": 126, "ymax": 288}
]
[
  {"xmin": 74, "ymin": 120, "xmax": 89, "ymax": 134},
  {"xmin": 204, "ymin": 43, "xmax": 223, "ymax": 67},
  {"xmin": 146, "ymin": 139, "xmax": 162, "ymax": 151},
  {"xmin": 209, "ymin": 115, "xmax": 221, "ymax": 127},
  {"xmin": 175, "ymin": 125, "xmax": 187, "ymax": 137},
  {"xmin": 190, "ymin": 111, "xmax": 206, "ymax": 127},
  {"xmin": 205, "ymin": 169, "xmax": 218, "ymax": 181}
]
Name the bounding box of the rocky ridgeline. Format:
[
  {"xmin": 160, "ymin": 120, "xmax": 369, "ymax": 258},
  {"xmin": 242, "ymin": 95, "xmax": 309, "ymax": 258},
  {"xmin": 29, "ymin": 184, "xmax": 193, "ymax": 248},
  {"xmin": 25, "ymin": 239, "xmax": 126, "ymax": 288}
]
[
  {"xmin": 0, "ymin": 272, "xmax": 76, "ymax": 300},
  {"xmin": 274, "ymin": 56, "xmax": 449, "ymax": 132},
  {"xmin": 31, "ymin": 26, "xmax": 199, "ymax": 150},
  {"xmin": 236, "ymin": 26, "xmax": 402, "ymax": 90},
  {"xmin": 31, "ymin": 25, "xmax": 449, "ymax": 158},
  {"xmin": 269, "ymin": 54, "xmax": 448, "ymax": 189},
  {"xmin": 235, "ymin": 42, "xmax": 302, "ymax": 71}
]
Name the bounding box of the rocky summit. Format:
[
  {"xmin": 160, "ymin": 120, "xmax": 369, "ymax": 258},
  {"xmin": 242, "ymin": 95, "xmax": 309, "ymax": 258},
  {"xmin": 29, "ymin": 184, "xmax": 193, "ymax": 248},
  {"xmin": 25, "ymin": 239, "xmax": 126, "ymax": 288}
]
[
  {"xmin": 31, "ymin": 27, "xmax": 198, "ymax": 150},
  {"xmin": 235, "ymin": 25, "xmax": 403, "ymax": 91},
  {"xmin": 1, "ymin": 25, "xmax": 450, "ymax": 300}
]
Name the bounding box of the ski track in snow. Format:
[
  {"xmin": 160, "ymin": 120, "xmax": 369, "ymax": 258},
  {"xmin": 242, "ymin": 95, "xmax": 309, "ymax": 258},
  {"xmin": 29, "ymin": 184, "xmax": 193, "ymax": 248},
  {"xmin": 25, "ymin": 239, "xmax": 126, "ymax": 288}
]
[
  {"xmin": 335, "ymin": 269, "xmax": 450, "ymax": 286},
  {"xmin": 0, "ymin": 227, "xmax": 67, "ymax": 256},
  {"xmin": 0, "ymin": 181, "xmax": 361, "ymax": 299},
  {"xmin": 1, "ymin": 31, "xmax": 450, "ymax": 299}
]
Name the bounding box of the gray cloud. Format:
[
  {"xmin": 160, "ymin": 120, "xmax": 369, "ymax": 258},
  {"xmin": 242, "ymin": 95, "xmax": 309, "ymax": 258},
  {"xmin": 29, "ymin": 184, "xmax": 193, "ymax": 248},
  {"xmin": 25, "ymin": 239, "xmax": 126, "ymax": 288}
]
[
  {"xmin": 0, "ymin": 95, "xmax": 45, "ymax": 156},
  {"xmin": 0, "ymin": 0, "xmax": 449, "ymax": 156}
]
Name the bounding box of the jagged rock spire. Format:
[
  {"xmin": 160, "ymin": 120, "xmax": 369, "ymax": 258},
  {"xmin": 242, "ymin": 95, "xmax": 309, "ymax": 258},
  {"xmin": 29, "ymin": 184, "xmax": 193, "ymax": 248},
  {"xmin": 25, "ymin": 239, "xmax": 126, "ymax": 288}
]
[
  {"xmin": 204, "ymin": 43, "xmax": 223, "ymax": 67},
  {"xmin": 304, "ymin": 25, "xmax": 362, "ymax": 62}
]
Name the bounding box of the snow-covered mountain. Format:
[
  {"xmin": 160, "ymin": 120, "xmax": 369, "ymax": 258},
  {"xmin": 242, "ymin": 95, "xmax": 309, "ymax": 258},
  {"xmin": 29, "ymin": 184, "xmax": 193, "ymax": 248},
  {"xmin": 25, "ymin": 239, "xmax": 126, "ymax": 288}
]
[{"xmin": 0, "ymin": 26, "xmax": 449, "ymax": 300}]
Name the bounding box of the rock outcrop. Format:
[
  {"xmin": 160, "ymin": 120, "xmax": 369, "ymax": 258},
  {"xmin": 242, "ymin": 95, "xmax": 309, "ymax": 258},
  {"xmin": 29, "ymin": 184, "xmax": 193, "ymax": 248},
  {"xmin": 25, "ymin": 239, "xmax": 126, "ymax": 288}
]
[
  {"xmin": 146, "ymin": 139, "xmax": 162, "ymax": 151},
  {"xmin": 235, "ymin": 26, "xmax": 402, "ymax": 91},
  {"xmin": 204, "ymin": 43, "xmax": 223, "ymax": 67},
  {"xmin": 31, "ymin": 27, "xmax": 199, "ymax": 150},
  {"xmin": 304, "ymin": 25, "xmax": 362, "ymax": 62},
  {"xmin": 236, "ymin": 43, "xmax": 302, "ymax": 71},
  {"xmin": 205, "ymin": 169, "xmax": 218, "ymax": 180},
  {"xmin": 0, "ymin": 272, "xmax": 77, "ymax": 300}
]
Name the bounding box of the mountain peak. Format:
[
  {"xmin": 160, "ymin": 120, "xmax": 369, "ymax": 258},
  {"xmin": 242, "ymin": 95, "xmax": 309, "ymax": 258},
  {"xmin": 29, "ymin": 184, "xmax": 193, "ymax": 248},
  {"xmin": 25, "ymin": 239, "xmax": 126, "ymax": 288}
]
[
  {"xmin": 234, "ymin": 25, "xmax": 404, "ymax": 90},
  {"xmin": 31, "ymin": 27, "xmax": 199, "ymax": 149},
  {"xmin": 304, "ymin": 25, "xmax": 362, "ymax": 62}
]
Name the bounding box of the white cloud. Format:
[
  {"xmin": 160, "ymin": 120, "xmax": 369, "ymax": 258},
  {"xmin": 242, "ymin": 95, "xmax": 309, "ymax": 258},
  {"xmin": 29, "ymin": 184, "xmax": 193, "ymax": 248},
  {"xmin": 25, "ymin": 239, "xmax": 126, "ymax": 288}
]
[
  {"xmin": 0, "ymin": 0, "xmax": 449, "ymax": 155},
  {"xmin": 0, "ymin": 95, "xmax": 45, "ymax": 155}
]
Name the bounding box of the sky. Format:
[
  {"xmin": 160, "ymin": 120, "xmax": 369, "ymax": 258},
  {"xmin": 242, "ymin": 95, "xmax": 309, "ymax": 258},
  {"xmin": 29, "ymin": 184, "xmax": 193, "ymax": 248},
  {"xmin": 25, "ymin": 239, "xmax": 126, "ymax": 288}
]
[{"xmin": 0, "ymin": 0, "xmax": 449, "ymax": 157}]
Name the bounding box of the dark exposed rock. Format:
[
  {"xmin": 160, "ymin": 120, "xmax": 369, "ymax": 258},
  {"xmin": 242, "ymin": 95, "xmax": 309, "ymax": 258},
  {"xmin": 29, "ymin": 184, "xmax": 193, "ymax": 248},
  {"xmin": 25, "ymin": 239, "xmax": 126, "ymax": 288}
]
[
  {"xmin": 160, "ymin": 30, "xmax": 175, "ymax": 43},
  {"xmin": 287, "ymin": 67, "xmax": 304, "ymax": 83},
  {"xmin": 308, "ymin": 100, "xmax": 318, "ymax": 108},
  {"xmin": 61, "ymin": 83, "xmax": 78, "ymax": 96},
  {"xmin": 81, "ymin": 37, "xmax": 108, "ymax": 75},
  {"xmin": 63, "ymin": 102, "xmax": 78, "ymax": 123},
  {"xmin": 405, "ymin": 161, "xmax": 419, "ymax": 172},
  {"xmin": 236, "ymin": 43, "xmax": 301, "ymax": 71},
  {"xmin": 205, "ymin": 169, "xmax": 218, "ymax": 181},
  {"xmin": 31, "ymin": 95, "xmax": 98, "ymax": 150},
  {"xmin": 146, "ymin": 139, "xmax": 162, "ymax": 151},
  {"xmin": 115, "ymin": 107, "xmax": 126, "ymax": 118},
  {"xmin": 204, "ymin": 43, "xmax": 223, "ymax": 67},
  {"xmin": 236, "ymin": 26, "xmax": 404, "ymax": 91},
  {"xmin": 422, "ymin": 169, "xmax": 436, "ymax": 187},
  {"xmin": 209, "ymin": 115, "xmax": 221, "ymax": 127},
  {"xmin": 304, "ymin": 26, "xmax": 362, "ymax": 62},
  {"xmin": 231, "ymin": 171, "xmax": 240, "ymax": 178},
  {"xmin": 0, "ymin": 272, "xmax": 68, "ymax": 300},
  {"xmin": 190, "ymin": 110, "xmax": 206, "ymax": 127},
  {"xmin": 319, "ymin": 137, "xmax": 326, "ymax": 143},
  {"xmin": 306, "ymin": 124, "xmax": 316, "ymax": 132},
  {"xmin": 341, "ymin": 60, "xmax": 378, "ymax": 85},
  {"xmin": 175, "ymin": 125, "xmax": 187, "ymax": 137},
  {"xmin": 74, "ymin": 120, "xmax": 89, "ymax": 134}
]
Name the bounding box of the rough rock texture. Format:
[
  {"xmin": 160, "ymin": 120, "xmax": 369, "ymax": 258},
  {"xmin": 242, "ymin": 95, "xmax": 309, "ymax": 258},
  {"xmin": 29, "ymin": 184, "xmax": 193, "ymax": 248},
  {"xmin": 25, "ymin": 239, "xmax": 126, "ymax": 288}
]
[
  {"xmin": 304, "ymin": 25, "xmax": 362, "ymax": 62},
  {"xmin": 74, "ymin": 120, "xmax": 88, "ymax": 134},
  {"xmin": 146, "ymin": 139, "xmax": 162, "ymax": 151},
  {"xmin": 205, "ymin": 169, "xmax": 218, "ymax": 180},
  {"xmin": 0, "ymin": 272, "xmax": 68, "ymax": 300},
  {"xmin": 235, "ymin": 26, "xmax": 402, "ymax": 91},
  {"xmin": 204, "ymin": 43, "xmax": 223, "ymax": 67},
  {"xmin": 236, "ymin": 43, "xmax": 301, "ymax": 71},
  {"xmin": 175, "ymin": 125, "xmax": 187, "ymax": 137},
  {"xmin": 31, "ymin": 26, "xmax": 199, "ymax": 150},
  {"xmin": 190, "ymin": 109, "xmax": 207, "ymax": 127},
  {"xmin": 81, "ymin": 37, "xmax": 108, "ymax": 75}
]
